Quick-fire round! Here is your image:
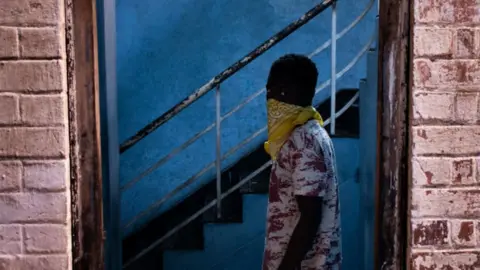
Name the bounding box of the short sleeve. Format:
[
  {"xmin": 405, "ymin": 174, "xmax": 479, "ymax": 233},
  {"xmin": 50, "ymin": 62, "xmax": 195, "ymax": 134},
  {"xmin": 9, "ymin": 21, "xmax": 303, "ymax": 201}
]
[{"xmin": 291, "ymin": 145, "xmax": 329, "ymax": 198}]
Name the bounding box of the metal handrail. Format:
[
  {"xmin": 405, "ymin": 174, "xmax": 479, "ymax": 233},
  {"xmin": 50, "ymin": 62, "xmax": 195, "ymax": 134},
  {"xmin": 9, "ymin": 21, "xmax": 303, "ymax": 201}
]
[
  {"xmin": 122, "ymin": 33, "xmax": 375, "ymax": 230},
  {"xmin": 122, "ymin": 0, "xmax": 377, "ymax": 264},
  {"xmin": 308, "ymin": 0, "xmax": 375, "ymax": 58},
  {"xmin": 120, "ymin": 0, "xmax": 375, "ymax": 192},
  {"xmin": 119, "ymin": 0, "xmax": 335, "ymax": 154},
  {"xmin": 122, "ymin": 92, "xmax": 360, "ymax": 269}
]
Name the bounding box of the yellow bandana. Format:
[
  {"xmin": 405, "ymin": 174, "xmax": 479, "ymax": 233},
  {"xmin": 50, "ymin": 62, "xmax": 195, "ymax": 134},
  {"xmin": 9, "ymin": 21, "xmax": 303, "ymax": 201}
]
[{"xmin": 264, "ymin": 99, "xmax": 324, "ymax": 160}]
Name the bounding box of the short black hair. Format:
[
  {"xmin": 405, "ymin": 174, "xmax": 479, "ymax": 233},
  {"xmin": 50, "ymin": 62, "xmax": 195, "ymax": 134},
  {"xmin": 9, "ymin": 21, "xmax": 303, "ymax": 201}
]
[{"xmin": 266, "ymin": 54, "xmax": 318, "ymax": 106}]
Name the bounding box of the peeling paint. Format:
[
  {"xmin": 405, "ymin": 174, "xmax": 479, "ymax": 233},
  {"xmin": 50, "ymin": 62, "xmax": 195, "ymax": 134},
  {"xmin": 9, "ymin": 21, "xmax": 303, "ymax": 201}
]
[
  {"xmin": 377, "ymin": 0, "xmax": 410, "ymax": 268},
  {"xmin": 388, "ymin": 43, "xmax": 395, "ymax": 123},
  {"xmin": 457, "ymin": 221, "xmax": 473, "ymax": 242},
  {"xmin": 412, "ymin": 252, "xmax": 480, "ymax": 269},
  {"xmin": 412, "ymin": 220, "xmax": 449, "ymax": 247},
  {"xmin": 417, "ymin": 129, "xmax": 428, "ymax": 139},
  {"xmin": 452, "ymin": 159, "xmax": 473, "ymax": 184},
  {"xmin": 425, "ymin": 171, "xmax": 433, "ymax": 185}
]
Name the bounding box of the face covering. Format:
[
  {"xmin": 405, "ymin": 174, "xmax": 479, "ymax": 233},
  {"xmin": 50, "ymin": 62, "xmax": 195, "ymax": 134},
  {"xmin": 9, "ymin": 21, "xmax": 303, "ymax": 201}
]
[{"xmin": 264, "ymin": 99, "xmax": 324, "ymax": 160}]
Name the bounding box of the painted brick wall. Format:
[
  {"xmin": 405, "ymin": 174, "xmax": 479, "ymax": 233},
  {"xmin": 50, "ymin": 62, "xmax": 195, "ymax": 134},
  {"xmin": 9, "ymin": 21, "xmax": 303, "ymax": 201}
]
[
  {"xmin": 411, "ymin": 0, "xmax": 480, "ymax": 268},
  {"xmin": 0, "ymin": 0, "xmax": 71, "ymax": 269}
]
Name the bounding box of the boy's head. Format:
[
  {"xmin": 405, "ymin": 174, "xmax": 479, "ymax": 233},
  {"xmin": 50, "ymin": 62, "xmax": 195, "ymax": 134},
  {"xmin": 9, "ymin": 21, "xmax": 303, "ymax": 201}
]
[{"xmin": 266, "ymin": 54, "xmax": 318, "ymax": 107}]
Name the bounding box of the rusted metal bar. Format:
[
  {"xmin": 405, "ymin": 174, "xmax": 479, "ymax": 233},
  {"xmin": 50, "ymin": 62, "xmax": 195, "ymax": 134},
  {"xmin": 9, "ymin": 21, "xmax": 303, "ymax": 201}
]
[{"xmin": 119, "ymin": 0, "xmax": 335, "ymax": 153}]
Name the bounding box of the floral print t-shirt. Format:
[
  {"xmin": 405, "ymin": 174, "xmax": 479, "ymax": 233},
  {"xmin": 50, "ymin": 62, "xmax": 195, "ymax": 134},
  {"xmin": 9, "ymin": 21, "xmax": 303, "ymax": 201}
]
[{"xmin": 262, "ymin": 120, "xmax": 342, "ymax": 270}]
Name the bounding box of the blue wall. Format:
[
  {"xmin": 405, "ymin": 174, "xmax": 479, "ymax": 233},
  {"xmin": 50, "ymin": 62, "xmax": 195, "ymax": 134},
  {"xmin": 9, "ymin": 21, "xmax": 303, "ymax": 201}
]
[{"xmin": 116, "ymin": 0, "xmax": 377, "ymax": 235}]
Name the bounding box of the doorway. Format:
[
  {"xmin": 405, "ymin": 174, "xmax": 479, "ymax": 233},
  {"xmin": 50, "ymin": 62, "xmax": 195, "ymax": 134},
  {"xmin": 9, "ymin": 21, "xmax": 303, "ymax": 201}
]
[{"xmin": 69, "ymin": 0, "xmax": 411, "ymax": 269}]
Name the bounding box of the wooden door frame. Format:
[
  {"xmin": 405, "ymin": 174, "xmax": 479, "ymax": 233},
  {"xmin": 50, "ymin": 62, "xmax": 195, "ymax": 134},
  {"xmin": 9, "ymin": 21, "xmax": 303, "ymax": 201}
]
[
  {"xmin": 67, "ymin": 0, "xmax": 412, "ymax": 269},
  {"xmin": 375, "ymin": 0, "xmax": 411, "ymax": 269},
  {"xmin": 67, "ymin": 0, "xmax": 120, "ymax": 269},
  {"xmin": 66, "ymin": 0, "xmax": 104, "ymax": 269}
]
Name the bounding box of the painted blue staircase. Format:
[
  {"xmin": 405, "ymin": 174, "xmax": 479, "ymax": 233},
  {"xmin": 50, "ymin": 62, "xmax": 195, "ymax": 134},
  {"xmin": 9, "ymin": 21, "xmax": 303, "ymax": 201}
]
[
  {"xmin": 118, "ymin": 1, "xmax": 379, "ymax": 269},
  {"xmin": 164, "ymin": 138, "xmax": 360, "ymax": 270},
  {"xmin": 121, "ymin": 48, "xmax": 378, "ymax": 269},
  {"xmin": 159, "ymin": 44, "xmax": 378, "ymax": 270},
  {"xmin": 121, "ymin": 88, "xmax": 364, "ymax": 270}
]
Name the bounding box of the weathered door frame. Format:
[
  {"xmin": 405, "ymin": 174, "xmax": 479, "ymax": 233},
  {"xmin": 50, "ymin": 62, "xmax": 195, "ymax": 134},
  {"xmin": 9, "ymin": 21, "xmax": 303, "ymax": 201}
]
[
  {"xmin": 375, "ymin": 0, "xmax": 411, "ymax": 269},
  {"xmin": 66, "ymin": 0, "xmax": 104, "ymax": 269},
  {"xmin": 67, "ymin": 0, "xmax": 121, "ymax": 269},
  {"xmin": 68, "ymin": 0, "xmax": 411, "ymax": 269}
]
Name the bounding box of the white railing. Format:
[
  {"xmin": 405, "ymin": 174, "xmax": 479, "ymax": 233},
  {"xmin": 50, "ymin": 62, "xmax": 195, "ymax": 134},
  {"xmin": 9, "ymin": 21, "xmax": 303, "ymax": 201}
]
[{"xmin": 122, "ymin": 0, "xmax": 377, "ymax": 267}]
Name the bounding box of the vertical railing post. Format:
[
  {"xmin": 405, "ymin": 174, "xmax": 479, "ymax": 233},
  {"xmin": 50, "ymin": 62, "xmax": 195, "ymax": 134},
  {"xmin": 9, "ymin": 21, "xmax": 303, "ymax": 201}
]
[
  {"xmin": 215, "ymin": 85, "xmax": 222, "ymax": 219},
  {"xmin": 330, "ymin": 0, "xmax": 337, "ymax": 135}
]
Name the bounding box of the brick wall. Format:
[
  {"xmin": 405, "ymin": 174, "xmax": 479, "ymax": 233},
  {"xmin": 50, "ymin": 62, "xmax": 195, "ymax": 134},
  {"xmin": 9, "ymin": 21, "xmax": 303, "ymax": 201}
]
[
  {"xmin": 0, "ymin": 0, "xmax": 71, "ymax": 269},
  {"xmin": 411, "ymin": 0, "xmax": 480, "ymax": 268}
]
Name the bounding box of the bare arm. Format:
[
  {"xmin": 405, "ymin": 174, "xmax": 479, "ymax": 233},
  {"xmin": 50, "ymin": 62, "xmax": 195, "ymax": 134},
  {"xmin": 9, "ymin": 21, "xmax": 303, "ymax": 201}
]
[{"xmin": 278, "ymin": 196, "xmax": 323, "ymax": 270}]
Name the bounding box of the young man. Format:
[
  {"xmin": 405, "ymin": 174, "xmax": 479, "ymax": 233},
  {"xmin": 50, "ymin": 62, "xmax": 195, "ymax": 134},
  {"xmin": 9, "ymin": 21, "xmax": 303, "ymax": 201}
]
[{"xmin": 262, "ymin": 54, "xmax": 342, "ymax": 270}]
